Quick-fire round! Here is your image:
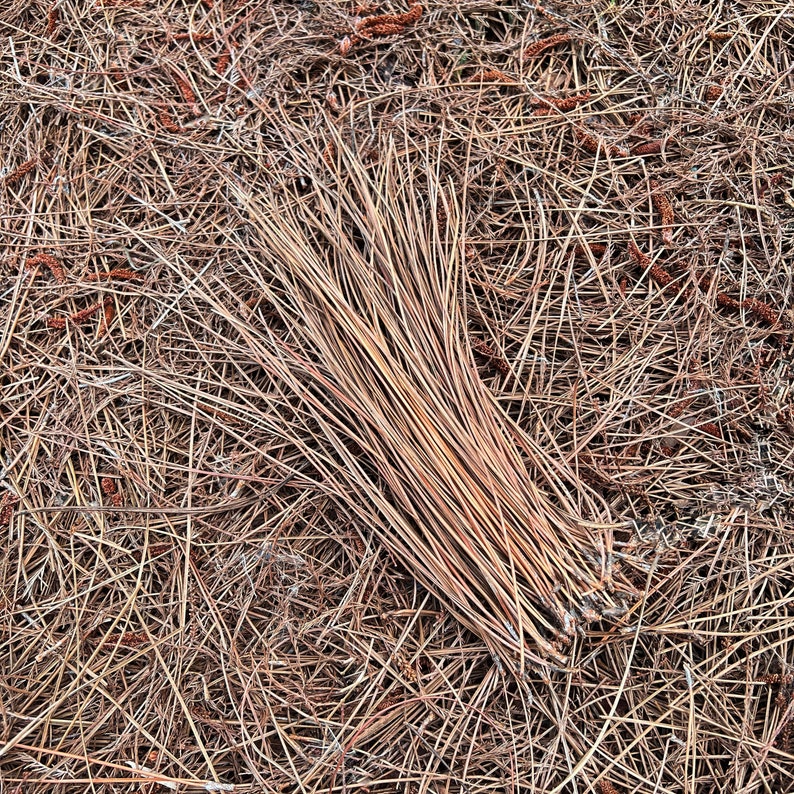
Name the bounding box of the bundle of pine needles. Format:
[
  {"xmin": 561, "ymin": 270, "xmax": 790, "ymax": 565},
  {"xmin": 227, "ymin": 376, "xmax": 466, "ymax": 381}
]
[{"xmin": 222, "ymin": 144, "xmax": 635, "ymax": 671}]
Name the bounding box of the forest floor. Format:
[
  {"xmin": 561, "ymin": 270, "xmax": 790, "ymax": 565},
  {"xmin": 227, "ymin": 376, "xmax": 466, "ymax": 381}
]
[{"xmin": 1, "ymin": 1, "xmax": 793, "ymax": 792}]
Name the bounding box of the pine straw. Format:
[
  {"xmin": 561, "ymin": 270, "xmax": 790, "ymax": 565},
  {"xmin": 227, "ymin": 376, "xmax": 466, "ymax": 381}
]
[
  {"xmin": 1, "ymin": 0, "xmax": 794, "ymax": 792},
  {"xmin": 223, "ymin": 148, "xmax": 642, "ymax": 670}
]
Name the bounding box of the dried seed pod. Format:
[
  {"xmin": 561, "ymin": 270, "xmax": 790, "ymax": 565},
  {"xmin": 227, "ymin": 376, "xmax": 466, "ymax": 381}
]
[
  {"xmin": 98, "ymin": 298, "xmax": 116, "ymax": 338},
  {"xmin": 378, "ymin": 695, "xmax": 403, "ymax": 711},
  {"xmin": 575, "ymin": 129, "xmax": 600, "ymax": 153},
  {"xmin": 46, "ymin": 5, "xmax": 59, "ymax": 36},
  {"xmin": 573, "ymin": 242, "xmax": 607, "ymax": 259},
  {"xmin": 109, "ymin": 631, "xmax": 148, "ymax": 647},
  {"xmin": 575, "ymin": 128, "xmax": 627, "ymax": 157},
  {"xmin": 158, "ymin": 109, "xmax": 182, "ymax": 133},
  {"xmin": 172, "ymin": 31, "xmax": 214, "ymax": 42},
  {"xmin": 0, "ymin": 493, "xmax": 19, "ymax": 528},
  {"xmin": 716, "ymin": 292, "xmax": 739, "ymax": 309},
  {"xmin": 71, "ymin": 301, "xmax": 106, "ymax": 324},
  {"xmin": 198, "ymin": 403, "xmax": 239, "ymax": 425},
  {"xmin": 533, "ymin": 91, "xmax": 591, "ymax": 110},
  {"xmin": 696, "ymin": 271, "xmax": 713, "ymax": 289},
  {"xmin": 86, "ymin": 268, "xmax": 142, "ymax": 282},
  {"xmin": 28, "ymin": 252, "xmax": 66, "ymax": 283},
  {"xmin": 3, "ymin": 157, "xmax": 37, "ymax": 186},
  {"xmin": 628, "ymin": 240, "xmax": 650, "ymax": 268},
  {"xmin": 471, "ymin": 338, "xmax": 511, "ymax": 377},
  {"xmin": 706, "ymin": 84, "xmax": 723, "ymax": 101},
  {"xmin": 649, "ymin": 180, "xmax": 674, "ymax": 245},
  {"xmin": 468, "ymin": 69, "xmax": 511, "ymax": 83},
  {"xmin": 352, "ymin": 533, "xmax": 366, "ymax": 557},
  {"xmin": 436, "ymin": 201, "xmax": 448, "ymax": 237},
  {"xmin": 760, "ymin": 673, "xmax": 794, "ymax": 685},
  {"xmin": 173, "ymin": 74, "xmax": 200, "ymax": 116},
  {"xmin": 551, "ymin": 92, "xmax": 590, "ymax": 110},
  {"xmin": 649, "ymin": 262, "xmax": 674, "ymax": 288},
  {"xmin": 668, "ymin": 396, "xmax": 694, "ymax": 419},
  {"xmin": 358, "ymin": 20, "xmax": 405, "ymax": 36},
  {"xmin": 323, "ymin": 141, "xmax": 337, "ymax": 169},
  {"xmin": 356, "ymin": 3, "xmax": 422, "ymax": 38},
  {"xmin": 742, "ymin": 298, "xmax": 779, "ymax": 326},
  {"xmin": 699, "ymin": 422, "xmax": 722, "ymax": 439},
  {"xmin": 631, "ymin": 140, "xmax": 662, "ymax": 156},
  {"xmin": 147, "ymin": 542, "xmax": 173, "ymax": 557},
  {"xmin": 101, "ymin": 477, "xmax": 123, "ymax": 506},
  {"xmin": 523, "ymin": 33, "xmax": 571, "ymax": 59},
  {"xmin": 47, "ymin": 298, "xmax": 110, "ymax": 329}
]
